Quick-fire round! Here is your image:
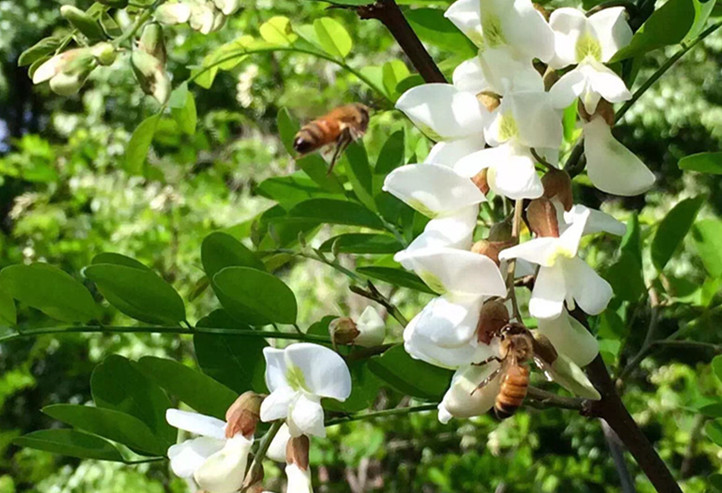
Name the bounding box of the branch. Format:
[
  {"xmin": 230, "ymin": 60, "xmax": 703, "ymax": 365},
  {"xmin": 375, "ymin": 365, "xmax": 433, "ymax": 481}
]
[
  {"xmin": 354, "ymin": 0, "xmax": 446, "ymax": 84},
  {"xmin": 241, "ymin": 421, "xmax": 283, "ymax": 492},
  {"xmin": 571, "ymin": 311, "xmax": 682, "ymax": 493},
  {"xmin": 602, "ymin": 420, "xmax": 637, "ymax": 493},
  {"xmin": 525, "ymin": 387, "xmax": 587, "ymax": 411},
  {"xmin": 617, "ymin": 288, "xmax": 661, "ymax": 381},
  {"xmin": 325, "ymin": 404, "xmax": 437, "ymax": 426}
]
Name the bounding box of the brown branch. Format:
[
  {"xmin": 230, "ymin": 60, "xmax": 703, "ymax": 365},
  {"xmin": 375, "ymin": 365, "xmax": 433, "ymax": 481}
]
[
  {"xmin": 602, "ymin": 420, "xmax": 637, "ymax": 493},
  {"xmin": 526, "ymin": 386, "xmax": 587, "ymax": 411},
  {"xmin": 570, "ymin": 311, "xmax": 682, "ymax": 493},
  {"xmin": 354, "ymin": 0, "xmax": 446, "ymax": 84}
]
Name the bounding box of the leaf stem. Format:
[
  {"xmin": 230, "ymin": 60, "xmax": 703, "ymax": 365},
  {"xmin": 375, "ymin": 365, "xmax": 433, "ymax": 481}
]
[
  {"xmin": 525, "ymin": 387, "xmax": 587, "ymax": 411},
  {"xmin": 241, "ymin": 421, "xmax": 284, "ymax": 492},
  {"xmin": 617, "ymin": 287, "xmax": 661, "ymax": 381},
  {"xmin": 325, "ymin": 404, "xmax": 438, "ymax": 426},
  {"xmin": 506, "ymin": 200, "xmax": 524, "ymax": 322}
]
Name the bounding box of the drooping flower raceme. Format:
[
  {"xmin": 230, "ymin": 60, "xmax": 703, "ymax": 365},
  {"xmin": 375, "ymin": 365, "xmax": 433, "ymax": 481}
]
[
  {"xmin": 166, "ymin": 409, "xmax": 253, "ymax": 493},
  {"xmin": 260, "ymin": 343, "xmax": 351, "ymax": 437}
]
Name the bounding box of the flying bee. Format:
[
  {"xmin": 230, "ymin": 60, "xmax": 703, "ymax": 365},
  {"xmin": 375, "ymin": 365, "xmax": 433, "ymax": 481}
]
[
  {"xmin": 474, "ymin": 323, "xmax": 558, "ymax": 419},
  {"xmin": 293, "ymin": 103, "xmax": 371, "ymax": 174}
]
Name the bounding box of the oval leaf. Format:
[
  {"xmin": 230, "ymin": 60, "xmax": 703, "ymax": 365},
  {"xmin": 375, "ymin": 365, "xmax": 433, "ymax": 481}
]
[
  {"xmin": 289, "ymin": 198, "xmax": 384, "ymax": 230},
  {"xmin": 14, "ymin": 430, "xmax": 124, "ymax": 462},
  {"xmin": 679, "ymin": 152, "xmax": 722, "ymax": 174},
  {"xmin": 0, "ymin": 263, "xmax": 98, "ymax": 323},
  {"xmin": 202, "ymin": 232, "xmax": 265, "ymax": 278},
  {"xmin": 313, "ymin": 17, "xmax": 353, "ymax": 58},
  {"xmin": 319, "ymin": 233, "xmax": 403, "ymax": 254},
  {"xmin": 368, "ymin": 345, "xmax": 452, "ymax": 400},
  {"xmin": 652, "ymin": 195, "xmax": 705, "ymax": 271}
]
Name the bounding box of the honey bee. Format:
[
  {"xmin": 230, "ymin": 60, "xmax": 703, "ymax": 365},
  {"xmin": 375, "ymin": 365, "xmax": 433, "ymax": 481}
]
[
  {"xmin": 293, "ymin": 103, "xmax": 371, "ymax": 174},
  {"xmin": 474, "ymin": 323, "xmax": 558, "ymax": 419}
]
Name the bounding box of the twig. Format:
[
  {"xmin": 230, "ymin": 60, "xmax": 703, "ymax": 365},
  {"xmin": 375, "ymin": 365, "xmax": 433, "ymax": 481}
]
[
  {"xmin": 602, "ymin": 420, "xmax": 637, "ymax": 493},
  {"xmin": 354, "ymin": 0, "xmax": 446, "ymax": 84},
  {"xmin": 530, "ymin": 148, "xmax": 557, "ymax": 171},
  {"xmin": 349, "ymin": 282, "xmax": 409, "ymax": 326},
  {"xmin": 525, "ymin": 387, "xmax": 587, "ymax": 411},
  {"xmin": 617, "ymin": 288, "xmax": 661, "ymax": 381},
  {"xmin": 650, "ymin": 340, "xmax": 722, "ymax": 354},
  {"xmin": 325, "ymin": 404, "xmax": 437, "ymax": 426},
  {"xmin": 505, "ymin": 200, "xmax": 524, "ymax": 322},
  {"xmin": 240, "ymin": 421, "xmax": 284, "ymax": 492}
]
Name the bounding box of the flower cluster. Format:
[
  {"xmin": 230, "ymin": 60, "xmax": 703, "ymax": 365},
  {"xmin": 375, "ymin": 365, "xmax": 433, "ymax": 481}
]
[
  {"xmin": 155, "ymin": 0, "xmax": 241, "ymax": 34},
  {"xmin": 385, "ymin": 0, "xmax": 649, "ymax": 422},
  {"xmin": 165, "ymin": 343, "xmax": 353, "ymax": 493}
]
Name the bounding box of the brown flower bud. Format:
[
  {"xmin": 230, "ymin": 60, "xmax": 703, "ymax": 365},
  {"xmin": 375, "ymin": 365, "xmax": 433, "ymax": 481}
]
[
  {"xmin": 543, "ymin": 67, "xmax": 559, "ymax": 91},
  {"xmin": 225, "ymin": 391, "xmax": 263, "ymax": 438},
  {"xmin": 477, "ymin": 91, "xmax": 501, "ymax": 112},
  {"xmin": 488, "ymin": 219, "xmax": 513, "ymax": 242},
  {"xmin": 526, "ymin": 197, "xmax": 560, "ymax": 238},
  {"xmin": 471, "ymin": 168, "xmax": 490, "ymax": 195},
  {"xmin": 541, "ymin": 168, "xmax": 573, "ymax": 211},
  {"xmin": 578, "ymin": 99, "xmax": 615, "ymax": 126},
  {"xmin": 242, "ymin": 461, "xmax": 265, "ymax": 491},
  {"xmin": 328, "ymin": 317, "xmax": 360, "ymax": 346},
  {"xmin": 286, "ymin": 435, "xmax": 310, "ymax": 470},
  {"xmin": 471, "ymin": 239, "xmax": 515, "ymax": 266},
  {"xmin": 138, "ymin": 23, "xmax": 167, "ymax": 65},
  {"xmin": 532, "ymin": 332, "xmax": 558, "ymax": 365},
  {"xmin": 477, "ymin": 300, "xmax": 509, "ymax": 344},
  {"xmin": 533, "ymin": 3, "xmax": 550, "ymax": 20}
]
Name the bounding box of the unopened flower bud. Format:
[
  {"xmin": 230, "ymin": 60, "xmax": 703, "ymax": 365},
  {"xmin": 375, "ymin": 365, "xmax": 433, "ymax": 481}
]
[
  {"xmin": 225, "ymin": 391, "xmax": 263, "ymax": 438},
  {"xmin": 471, "ymin": 239, "xmax": 514, "ymax": 266},
  {"xmin": 471, "ymin": 168, "xmax": 489, "ymax": 194},
  {"xmin": 91, "ymin": 42, "xmax": 117, "ymax": 66},
  {"xmin": 155, "ymin": 2, "xmax": 192, "ymax": 25},
  {"xmin": 190, "ymin": 2, "xmax": 216, "ymax": 34},
  {"xmin": 355, "ymin": 306, "xmax": 386, "ymax": 347},
  {"xmin": 541, "ymin": 168, "xmax": 573, "ymax": 211},
  {"xmin": 329, "ymin": 317, "xmax": 359, "ymax": 346},
  {"xmin": 60, "ymin": 5, "xmax": 106, "ymax": 42},
  {"xmin": 526, "ymin": 197, "xmax": 560, "ymax": 238},
  {"xmin": 286, "ymin": 435, "xmax": 310, "ymax": 471},
  {"xmin": 131, "ymin": 49, "xmax": 171, "ymax": 104},
  {"xmin": 138, "ymin": 23, "xmax": 167, "ymax": 65},
  {"xmin": 488, "ymin": 219, "xmax": 512, "ymax": 242},
  {"xmin": 33, "ymin": 48, "xmax": 91, "ymax": 84},
  {"xmin": 543, "ymin": 67, "xmax": 559, "ymax": 91},
  {"xmin": 49, "ymin": 70, "xmax": 91, "ymax": 96},
  {"xmin": 578, "ymin": 98, "xmax": 614, "ymax": 126},
  {"xmin": 477, "ymin": 300, "xmax": 509, "ymax": 344},
  {"xmin": 477, "ymin": 91, "xmax": 500, "ymax": 112},
  {"xmin": 242, "ymin": 461, "xmax": 265, "ymax": 491},
  {"xmin": 213, "ymin": 0, "xmax": 241, "ymax": 16},
  {"xmin": 211, "ymin": 10, "xmax": 227, "ymax": 32}
]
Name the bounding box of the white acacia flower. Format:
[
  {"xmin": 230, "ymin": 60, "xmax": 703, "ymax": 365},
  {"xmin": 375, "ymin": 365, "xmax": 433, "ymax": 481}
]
[
  {"xmin": 548, "ymin": 7, "xmax": 633, "ymax": 113},
  {"xmin": 498, "ymin": 208, "xmax": 613, "ymax": 319},
  {"xmin": 166, "ymin": 409, "xmax": 252, "ymax": 493},
  {"xmin": 355, "ymin": 306, "xmax": 386, "ymax": 347},
  {"xmin": 266, "ymin": 424, "xmax": 291, "ymax": 463},
  {"xmin": 445, "ymin": 0, "xmax": 485, "ymax": 47},
  {"xmin": 155, "ymin": 2, "xmax": 192, "ymax": 24},
  {"xmin": 583, "ymin": 116, "xmax": 655, "ymax": 196},
  {"xmin": 537, "ymin": 310, "xmax": 599, "ymax": 367},
  {"xmin": 557, "ymin": 203, "xmax": 627, "ymax": 237},
  {"xmin": 260, "ymin": 343, "xmax": 351, "ymax": 438},
  {"xmin": 286, "ymin": 463, "xmax": 313, "ymax": 493},
  {"xmin": 438, "ymin": 362, "xmax": 502, "ymax": 423}
]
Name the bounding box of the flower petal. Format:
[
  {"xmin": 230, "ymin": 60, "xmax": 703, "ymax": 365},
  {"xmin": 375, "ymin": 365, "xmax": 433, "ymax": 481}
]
[
  {"xmin": 537, "ymin": 312, "xmax": 599, "ymax": 367},
  {"xmin": 355, "ymin": 306, "xmax": 386, "ymax": 347},
  {"xmin": 445, "ymin": 0, "xmax": 484, "ymax": 47},
  {"xmin": 583, "ymin": 60, "xmax": 631, "ymax": 110},
  {"xmin": 558, "ymin": 207, "xmax": 589, "ymax": 257},
  {"xmin": 453, "ymin": 57, "xmax": 489, "ymax": 94},
  {"xmin": 193, "ymin": 434, "xmax": 253, "ymax": 493},
  {"xmin": 588, "ymin": 7, "xmax": 633, "ymax": 62},
  {"xmin": 564, "ymin": 257, "xmax": 613, "ymax": 316},
  {"xmin": 285, "ymin": 343, "xmax": 352, "ymax": 400},
  {"xmin": 438, "ymin": 363, "xmax": 502, "ymax": 422},
  {"xmin": 396, "ymin": 84, "xmax": 486, "ymax": 140},
  {"xmin": 168, "ymin": 437, "xmax": 225, "ymax": 478},
  {"xmin": 529, "ymin": 264, "xmax": 567, "ymax": 320},
  {"xmin": 33, "ymin": 54, "xmax": 64, "ymax": 84},
  {"xmin": 266, "ymin": 423, "xmax": 291, "ymax": 463},
  {"xmin": 479, "ymin": 47, "xmax": 543, "ymax": 94},
  {"xmin": 395, "ymin": 247, "xmax": 507, "ymax": 297},
  {"xmin": 564, "ymin": 204, "xmax": 626, "ymax": 236},
  {"xmin": 286, "ymin": 463, "xmax": 313, "ymax": 493},
  {"xmin": 166, "ymin": 409, "xmax": 226, "ymax": 439},
  {"xmin": 548, "ymin": 8, "xmax": 587, "ymax": 68},
  {"xmin": 481, "ymin": 0, "xmax": 555, "ymax": 62},
  {"xmin": 425, "ymin": 136, "xmax": 486, "ymax": 168},
  {"xmin": 549, "ymin": 66, "xmax": 588, "ymax": 109},
  {"xmin": 498, "ymin": 237, "xmax": 559, "ymax": 267},
  {"xmin": 485, "ymin": 144, "xmax": 544, "ymax": 200},
  {"xmin": 507, "ymin": 92, "xmax": 563, "ymax": 149},
  {"xmin": 263, "ymin": 346, "xmax": 290, "ymax": 392},
  {"xmin": 260, "ymin": 387, "xmax": 296, "ymax": 422},
  {"xmin": 549, "ymin": 353, "xmax": 601, "ymax": 399},
  {"xmin": 289, "ymin": 394, "xmax": 326, "ymax": 438},
  {"xmin": 414, "ymin": 294, "xmax": 484, "ymax": 347},
  {"xmin": 584, "ymin": 117, "xmax": 655, "ymax": 196},
  {"xmin": 383, "ymin": 164, "xmax": 486, "ymax": 218}
]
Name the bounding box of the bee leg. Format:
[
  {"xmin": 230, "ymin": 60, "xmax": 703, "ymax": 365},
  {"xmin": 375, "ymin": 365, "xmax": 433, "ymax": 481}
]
[
  {"xmin": 327, "ymin": 129, "xmax": 353, "ymax": 175},
  {"xmin": 472, "ymin": 356, "xmax": 502, "ymax": 367},
  {"xmin": 471, "ymin": 366, "xmax": 503, "ymax": 395}
]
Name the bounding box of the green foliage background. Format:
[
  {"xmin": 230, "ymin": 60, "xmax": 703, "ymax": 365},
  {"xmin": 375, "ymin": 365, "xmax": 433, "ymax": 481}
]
[{"xmin": 1, "ymin": 0, "xmax": 722, "ymax": 492}]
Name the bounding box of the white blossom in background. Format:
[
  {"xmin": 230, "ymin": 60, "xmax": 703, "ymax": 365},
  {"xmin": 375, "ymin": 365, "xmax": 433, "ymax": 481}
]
[
  {"xmin": 165, "ymin": 409, "xmax": 252, "ymax": 493},
  {"xmin": 260, "ymin": 343, "xmax": 351, "ymax": 437}
]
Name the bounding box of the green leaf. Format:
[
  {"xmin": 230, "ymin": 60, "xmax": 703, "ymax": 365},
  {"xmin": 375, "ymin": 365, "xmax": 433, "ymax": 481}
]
[
  {"xmin": 259, "ymin": 16, "xmax": 298, "ymax": 45},
  {"xmin": 711, "ymin": 474, "xmax": 722, "ymax": 491},
  {"xmin": 356, "ymin": 266, "xmax": 435, "ymax": 294},
  {"xmin": 169, "ymin": 83, "xmax": 198, "ymax": 135},
  {"xmin": 693, "ymin": 219, "xmax": 722, "ymax": 278},
  {"xmin": 256, "ymin": 172, "xmax": 342, "ymax": 210},
  {"xmin": 313, "ymin": 17, "xmax": 353, "ymax": 58},
  {"xmin": 381, "ymin": 60, "xmax": 411, "ymax": 100},
  {"xmin": 344, "ymin": 141, "xmax": 376, "ymax": 212},
  {"xmin": 403, "ymin": 7, "xmax": 476, "ymax": 57},
  {"xmin": 0, "ymin": 287, "xmax": 16, "ymax": 327},
  {"xmin": 278, "ymin": 107, "xmax": 300, "ymax": 154},
  {"xmin": 213, "ymin": 266, "xmax": 297, "ymax": 325},
  {"xmin": 706, "ymin": 419, "xmax": 722, "ymax": 446},
  {"xmin": 319, "ymin": 233, "xmax": 402, "ymax": 254},
  {"xmin": 651, "ymin": 195, "xmax": 705, "ymax": 271},
  {"xmin": 620, "ymin": 213, "xmax": 642, "ymax": 263},
  {"xmin": 138, "ymin": 357, "xmax": 237, "ymax": 420},
  {"xmin": 14, "ymin": 430, "xmax": 124, "ymax": 462},
  {"xmin": 368, "ymin": 345, "xmax": 452, "ymax": 400},
  {"xmin": 195, "ymin": 310, "xmax": 269, "ymax": 393},
  {"xmin": 18, "ymin": 36, "xmax": 62, "ymax": 67},
  {"xmin": 126, "ymin": 115, "xmax": 160, "ymax": 175},
  {"xmin": 679, "ymin": 152, "xmax": 722, "ymax": 174},
  {"xmin": 83, "ymin": 263, "xmax": 186, "ymax": 325},
  {"xmin": 712, "ymin": 354, "xmax": 722, "ymax": 383},
  {"xmin": 202, "ymin": 232, "xmax": 265, "ymax": 279},
  {"xmin": 374, "ymin": 130, "xmax": 405, "ymax": 190},
  {"xmin": 0, "ymin": 263, "xmax": 98, "ymax": 323},
  {"xmin": 685, "ymin": 0, "xmax": 717, "ymax": 41},
  {"xmin": 91, "ymin": 252, "xmax": 149, "ymax": 270},
  {"xmin": 43, "ymin": 404, "xmax": 167, "ymax": 456},
  {"xmin": 289, "ymin": 199, "xmax": 385, "ymax": 230},
  {"xmin": 611, "ymin": 0, "xmax": 696, "ymax": 61},
  {"xmin": 91, "ymin": 355, "xmax": 174, "ymax": 445},
  {"xmin": 323, "ymin": 361, "xmax": 381, "ymax": 413},
  {"xmin": 604, "ymin": 251, "xmax": 646, "ymax": 302}
]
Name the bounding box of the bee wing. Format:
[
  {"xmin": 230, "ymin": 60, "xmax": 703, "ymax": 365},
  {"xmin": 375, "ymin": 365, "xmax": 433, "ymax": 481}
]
[
  {"xmin": 327, "ymin": 128, "xmax": 354, "ymax": 175},
  {"xmin": 472, "ymin": 359, "xmax": 505, "ymax": 394}
]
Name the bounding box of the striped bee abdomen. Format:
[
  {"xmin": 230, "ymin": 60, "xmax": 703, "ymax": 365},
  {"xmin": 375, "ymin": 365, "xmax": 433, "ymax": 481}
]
[
  {"xmin": 293, "ymin": 117, "xmax": 341, "ymax": 155},
  {"xmin": 494, "ymin": 364, "xmax": 529, "ymax": 419}
]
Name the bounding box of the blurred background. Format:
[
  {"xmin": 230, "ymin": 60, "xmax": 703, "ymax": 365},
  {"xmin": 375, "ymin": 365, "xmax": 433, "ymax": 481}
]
[{"xmin": 1, "ymin": 0, "xmax": 722, "ymax": 491}]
